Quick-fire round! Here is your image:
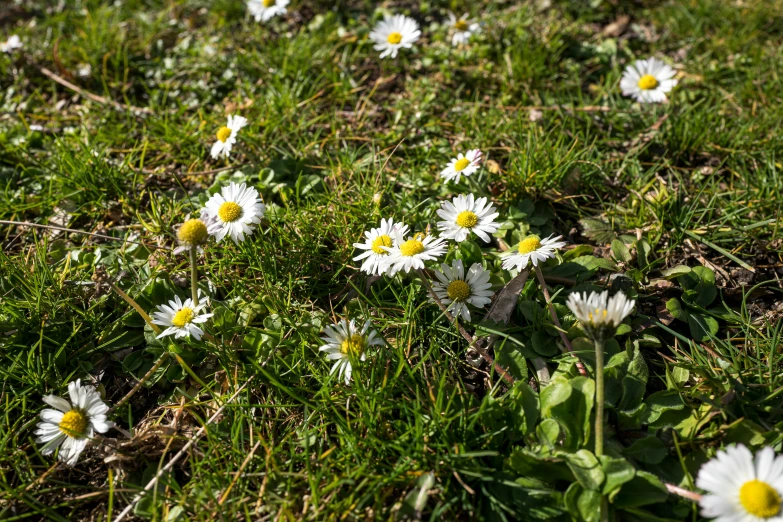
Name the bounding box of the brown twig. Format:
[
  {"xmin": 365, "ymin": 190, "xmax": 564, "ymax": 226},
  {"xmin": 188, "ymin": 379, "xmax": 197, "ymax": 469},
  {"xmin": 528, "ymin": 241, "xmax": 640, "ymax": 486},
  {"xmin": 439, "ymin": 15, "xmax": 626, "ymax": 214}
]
[
  {"xmin": 108, "ymin": 353, "xmax": 170, "ymax": 414},
  {"xmin": 0, "ymin": 220, "xmax": 159, "ymax": 248},
  {"xmin": 534, "ymin": 266, "xmax": 589, "ymax": 377},
  {"xmin": 38, "ymin": 66, "xmax": 153, "ymax": 114},
  {"xmin": 417, "ymin": 269, "xmax": 515, "ymax": 385}
]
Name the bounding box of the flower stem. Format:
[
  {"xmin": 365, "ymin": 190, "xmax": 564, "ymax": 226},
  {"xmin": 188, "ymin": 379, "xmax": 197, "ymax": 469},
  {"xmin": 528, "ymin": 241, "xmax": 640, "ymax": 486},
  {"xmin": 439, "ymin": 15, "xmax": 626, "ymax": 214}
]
[
  {"xmin": 109, "ymin": 282, "xmax": 161, "ymax": 335},
  {"xmin": 594, "ymin": 338, "xmax": 605, "ymax": 457},
  {"xmin": 108, "ymin": 352, "xmax": 170, "ymax": 413},
  {"xmin": 534, "ymin": 265, "xmax": 588, "ymax": 377},
  {"xmin": 189, "ymin": 245, "xmax": 199, "ymax": 305}
]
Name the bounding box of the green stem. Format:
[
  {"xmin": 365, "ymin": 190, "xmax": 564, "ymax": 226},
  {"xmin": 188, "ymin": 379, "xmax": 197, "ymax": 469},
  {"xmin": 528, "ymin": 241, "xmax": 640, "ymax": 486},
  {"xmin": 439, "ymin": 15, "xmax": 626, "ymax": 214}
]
[
  {"xmin": 109, "ymin": 282, "xmax": 161, "ymax": 335},
  {"xmin": 189, "ymin": 246, "xmax": 199, "ymax": 305},
  {"xmin": 595, "ymin": 338, "xmax": 605, "ymax": 457}
]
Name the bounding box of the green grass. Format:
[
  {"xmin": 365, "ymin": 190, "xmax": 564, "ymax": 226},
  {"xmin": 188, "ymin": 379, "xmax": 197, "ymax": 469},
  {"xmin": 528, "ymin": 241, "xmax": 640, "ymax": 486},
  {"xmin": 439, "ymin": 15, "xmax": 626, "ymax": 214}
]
[{"xmin": 2, "ymin": 0, "xmax": 783, "ymax": 520}]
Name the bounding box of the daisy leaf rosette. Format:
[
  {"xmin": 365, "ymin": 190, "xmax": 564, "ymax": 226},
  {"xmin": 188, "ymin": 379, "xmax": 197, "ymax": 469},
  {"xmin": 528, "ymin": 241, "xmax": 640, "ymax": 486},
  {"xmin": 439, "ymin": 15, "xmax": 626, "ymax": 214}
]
[
  {"xmin": 35, "ymin": 379, "xmax": 113, "ymax": 466},
  {"xmin": 431, "ymin": 259, "xmax": 493, "ymax": 322},
  {"xmin": 319, "ymin": 319, "xmax": 385, "ymax": 385}
]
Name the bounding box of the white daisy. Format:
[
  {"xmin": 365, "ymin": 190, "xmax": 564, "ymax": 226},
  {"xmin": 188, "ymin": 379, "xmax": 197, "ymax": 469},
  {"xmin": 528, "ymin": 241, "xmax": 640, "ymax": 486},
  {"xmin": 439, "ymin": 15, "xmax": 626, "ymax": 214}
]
[
  {"xmin": 210, "ymin": 115, "xmax": 248, "ymax": 160},
  {"xmin": 369, "ymin": 14, "xmax": 421, "ymax": 59},
  {"xmin": 202, "ymin": 181, "xmax": 265, "ymax": 243},
  {"xmin": 151, "ymin": 295, "xmax": 213, "ymax": 340},
  {"xmin": 566, "ymin": 290, "xmax": 635, "ymax": 342},
  {"xmin": 501, "ymin": 234, "xmax": 567, "ymax": 272},
  {"xmin": 697, "ymin": 444, "xmax": 783, "ymax": 522},
  {"xmin": 247, "ymin": 0, "xmax": 289, "ymax": 22},
  {"xmin": 1, "ymin": 35, "xmax": 22, "ymax": 54},
  {"xmin": 319, "ymin": 319, "xmax": 385, "ymax": 385},
  {"xmin": 447, "ymin": 12, "xmax": 480, "ymax": 47},
  {"xmin": 173, "ymin": 217, "xmax": 220, "ymax": 255},
  {"xmin": 353, "ymin": 218, "xmax": 410, "ymax": 276},
  {"xmin": 437, "ymin": 193, "xmax": 499, "ymax": 243},
  {"xmin": 35, "ymin": 379, "xmax": 112, "ymax": 466},
  {"xmin": 440, "ymin": 149, "xmax": 482, "ymax": 183},
  {"xmin": 431, "ymin": 260, "xmax": 493, "ymax": 322},
  {"xmin": 620, "ymin": 57, "xmax": 678, "ymax": 104},
  {"xmin": 381, "ymin": 230, "xmax": 448, "ymax": 275}
]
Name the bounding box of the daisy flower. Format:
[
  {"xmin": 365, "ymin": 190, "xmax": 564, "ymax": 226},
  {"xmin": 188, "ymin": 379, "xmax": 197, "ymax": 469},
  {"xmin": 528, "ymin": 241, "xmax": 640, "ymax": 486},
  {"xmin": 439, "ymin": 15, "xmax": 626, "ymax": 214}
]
[
  {"xmin": 247, "ymin": 0, "xmax": 289, "ymax": 22},
  {"xmin": 447, "ymin": 12, "xmax": 480, "ymax": 46},
  {"xmin": 369, "ymin": 14, "xmax": 421, "ymax": 59},
  {"xmin": 620, "ymin": 57, "xmax": 678, "ymax": 104},
  {"xmin": 431, "ymin": 260, "xmax": 493, "ymax": 321},
  {"xmin": 501, "ymin": 234, "xmax": 567, "ymax": 272},
  {"xmin": 566, "ymin": 290, "xmax": 635, "ymax": 342},
  {"xmin": 1, "ymin": 35, "xmax": 22, "ymax": 53},
  {"xmin": 173, "ymin": 217, "xmax": 220, "ymax": 255},
  {"xmin": 210, "ymin": 115, "xmax": 248, "ymax": 160},
  {"xmin": 697, "ymin": 444, "xmax": 783, "ymax": 521},
  {"xmin": 353, "ymin": 218, "xmax": 410, "ymax": 276},
  {"xmin": 151, "ymin": 295, "xmax": 213, "ymax": 340},
  {"xmin": 437, "ymin": 193, "xmax": 499, "ymax": 243},
  {"xmin": 381, "ymin": 230, "xmax": 448, "ymax": 275},
  {"xmin": 202, "ymin": 181, "xmax": 265, "ymax": 243},
  {"xmin": 35, "ymin": 380, "xmax": 112, "ymax": 466},
  {"xmin": 440, "ymin": 149, "xmax": 482, "ymax": 183},
  {"xmin": 319, "ymin": 319, "xmax": 385, "ymax": 385}
]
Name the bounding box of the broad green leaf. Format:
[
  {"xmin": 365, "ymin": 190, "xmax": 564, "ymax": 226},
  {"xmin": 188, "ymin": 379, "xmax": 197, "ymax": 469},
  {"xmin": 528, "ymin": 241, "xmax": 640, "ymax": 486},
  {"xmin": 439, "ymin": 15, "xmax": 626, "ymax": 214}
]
[
  {"xmin": 566, "ymin": 449, "xmax": 604, "ymax": 491},
  {"xmin": 612, "ymin": 471, "xmax": 668, "ymax": 509},
  {"xmin": 623, "ymin": 436, "xmax": 667, "ymax": 464},
  {"xmin": 599, "ymin": 455, "xmax": 636, "ymax": 495}
]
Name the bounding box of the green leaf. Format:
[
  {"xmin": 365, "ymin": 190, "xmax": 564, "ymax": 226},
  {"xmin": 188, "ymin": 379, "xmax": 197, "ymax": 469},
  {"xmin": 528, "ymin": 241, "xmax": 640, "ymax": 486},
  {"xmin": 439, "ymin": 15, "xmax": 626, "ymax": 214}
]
[
  {"xmin": 566, "ymin": 449, "xmax": 604, "ymax": 491},
  {"xmin": 612, "ymin": 471, "xmax": 668, "ymax": 509},
  {"xmin": 599, "ymin": 455, "xmax": 636, "ymax": 495},
  {"xmin": 540, "ymin": 377, "xmax": 595, "ymax": 451},
  {"xmin": 536, "ymin": 418, "xmax": 560, "ymax": 447},
  {"xmin": 660, "ymin": 265, "xmax": 691, "ymax": 279},
  {"xmin": 458, "ymin": 239, "xmax": 483, "ymax": 265},
  {"xmin": 665, "ymin": 298, "xmax": 689, "ymax": 321},
  {"xmin": 678, "ymin": 266, "xmax": 717, "ymax": 307},
  {"xmin": 564, "ymin": 482, "xmax": 602, "ymax": 522},
  {"xmin": 531, "ymin": 331, "xmax": 559, "ymax": 357},
  {"xmin": 623, "ymin": 436, "xmax": 667, "ymax": 464},
  {"xmin": 640, "ymin": 390, "xmax": 684, "ymax": 425},
  {"xmin": 563, "ymin": 244, "xmax": 593, "ymax": 261},
  {"xmin": 688, "ymin": 313, "xmax": 719, "ymax": 342},
  {"xmin": 495, "ymin": 339, "xmax": 529, "ymax": 382},
  {"xmin": 611, "ymin": 239, "xmax": 632, "ymax": 263}
]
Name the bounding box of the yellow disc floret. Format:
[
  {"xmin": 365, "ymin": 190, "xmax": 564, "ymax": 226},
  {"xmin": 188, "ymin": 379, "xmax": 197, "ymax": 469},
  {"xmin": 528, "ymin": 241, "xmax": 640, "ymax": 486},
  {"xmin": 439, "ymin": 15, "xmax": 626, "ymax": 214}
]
[
  {"xmin": 453, "ymin": 158, "xmax": 471, "ymax": 172},
  {"xmin": 400, "ymin": 239, "xmax": 425, "ymax": 257},
  {"xmin": 340, "ymin": 334, "xmax": 366, "ymax": 356},
  {"xmin": 454, "ymin": 20, "xmax": 468, "ymax": 31},
  {"xmin": 387, "ymin": 32, "xmax": 402, "ymax": 45},
  {"xmin": 455, "ymin": 211, "xmax": 478, "ymax": 229},
  {"xmin": 218, "ymin": 201, "xmax": 243, "ymax": 222},
  {"xmin": 263, "ymin": 0, "xmax": 275, "ymax": 6},
  {"xmin": 637, "ymin": 74, "xmax": 659, "ymax": 91},
  {"xmin": 177, "ymin": 219, "xmax": 209, "ymax": 245},
  {"xmin": 447, "ymin": 280, "xmax": 471, "ymax": 302},
  {"xmin": 216, "ymin": 126, "xmax": 232, "ymax": 143},
  {"xmin": 172, "ymin": 307, "xmax": 195, "ymax": 328},
  {"xmin": 517, "ymin": 235, "xmax": 541, "ymax": 254},
  {"xmin": 59, "ymin": 409, "xmax": 88, "ymax": 438},
  {"xmin": 371, "ymin": 234, "xmax": 393, "ymax": 255},
  {"xmin": 587, "ymin": 308, "xmax": 609, "ymax": 324},
  {"xmin": 739, "ymin": 479, "xmax": 782, "ymax": 518}
]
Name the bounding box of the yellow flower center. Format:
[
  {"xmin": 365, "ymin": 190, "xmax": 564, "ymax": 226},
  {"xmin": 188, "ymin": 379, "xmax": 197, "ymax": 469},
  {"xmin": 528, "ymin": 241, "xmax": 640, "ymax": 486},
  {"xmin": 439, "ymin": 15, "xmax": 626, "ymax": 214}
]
[
  {"xmin": 739, "ymin": 479, "xmax": 782, "ymax": 518},
  {"xmin": 387, "ymin": 32, "xmax": 402, "ymax": 45},
  {"xmin": 340, "ymin": 334, "xmax": 366, "ymax": 356},
  {"xmin": 400, "ymin": 239, "xmax": 425, "ymax": 257},
  {"xmin": 371, "ymin": 234, "xmax": 393, "ymax": 255},
  {"xmin": 217, "ymin": 201, "xmax": 243, "ymax": 222},
  {"xmin": 216, "ymin": 126, "xmax": 232, "ymax": 143},
  {"xmin": 447, "ymin": 280, "xmax": 471, "ymax": 302},
  {"xmin": 637, "ymin": 74, "xmax": 659, "ymax": 90},
  {"xmin": 453, "ymin": 158, "xmax": 471, "ymax": 172},
  {"xmin": 59, "ymin": 409, "xmax": 88, "ymax": 438},
  {"xmin": 517, "ymin": 235, "xmax": 541, "ymax": 254},
  {"xmin": 587, "ymin": 308, "xmax": 609, "ymax": 324},
  {"xmin": 455, "ymin": 211, "xmax": 478, "ymax": 229},
  {"xmin": 172, "ymin": 307, "xmax": 195, "ymax": 328},
  {"xmin": 454, "ymin": 20, "xmax": 468, "ymax": 31},
  {"xmin": 263, "ymin": 0, "xmax": 275, "ymax": 6},
  {"xmin": 177, "ymin": 219, "xmax": 209, "ymax": 245}
]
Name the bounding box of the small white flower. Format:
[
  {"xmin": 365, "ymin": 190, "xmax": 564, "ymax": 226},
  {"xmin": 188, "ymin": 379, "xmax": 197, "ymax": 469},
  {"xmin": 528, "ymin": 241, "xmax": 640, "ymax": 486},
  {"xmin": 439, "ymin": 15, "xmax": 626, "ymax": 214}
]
[
  {"xmin": 151, "ymin": 295, "xmax": 213, "ymax": 340},
  {"xmin": 353, "ymin": 218, "xmax": 410, "ymax": 276},
  {"xmin": 1, "ymin": 35, "xmax": 23, "ymax": 53},
  {"xmin": 447, "ymin": 12, "xmax": 480, "ymax": 46},
  {"xmin": 431, "ymin": 260, "xmax": 493, "ymax": 321},
  {"xmin": 77, "ymin": 63, "xmax": 92, "ymax": 77},
  {"xmin": 620, "ymin": 57, "xmax": 678, "ymax": 104},
  {"xmin": 247, "ymin": 0, "xmax": 289, "ymax": 22},
  {"xmin": 319, "ymin": 319, "xmax": 385, "ymax": 385},
  {"xmin": 35, "ymin": 380, "xmax": 112, "ymax": 466},
  {"xmin": 437, "ymin": 193, "xmax": 499, "ymax": 243},
  {"xmin": 369, "ymin": 14, "xmax": 421, "ymax": 59},
  {"xmin": 173, "ymin": 216, "xmax": 220, "ymax": 255},
  {"xmin": 566, "ymin": 290, "xmax": 635, "ymax": 342},
  {"xmin": 381, "ymin": 230, "xmax": 448, "ymax": 275},
  {"xmin": 202, "ymin": 181, "xmax": 265, "ymax": 243},
  {"xmin": 210, "ymin": 115, "xmax": 248, "ymax": 160},
  {"xmin": 696, "ymin": 444, "xmax": 783, "ymax": 522},
  {"xmin": 501, "ymin": 234, "xmax": 566, "ymax": 272},
  {"xmin": 440, "ymin": 149, "xmax": 482, "ymax": 183}
]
